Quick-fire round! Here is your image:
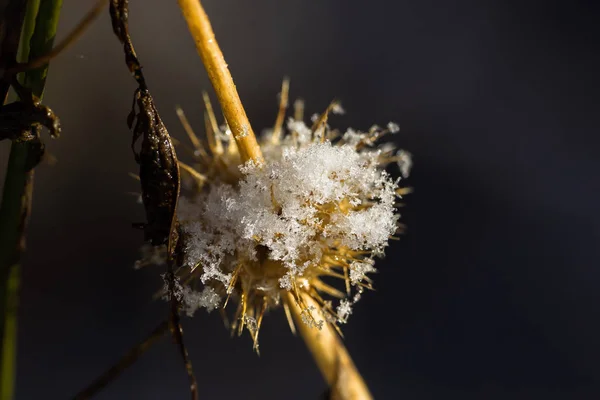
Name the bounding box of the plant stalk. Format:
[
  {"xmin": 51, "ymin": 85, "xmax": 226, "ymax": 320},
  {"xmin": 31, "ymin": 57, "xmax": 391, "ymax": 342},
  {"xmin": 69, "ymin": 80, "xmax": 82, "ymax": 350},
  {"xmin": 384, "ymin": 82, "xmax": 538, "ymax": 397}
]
[
  {"xmin": 0, "ymin": 1, "xmax": 63, "ymax": 398},
  {"xmin": 177, "ymin": 0, "xmax": 263, "ymax": 164},
  {"xmin": 285, "ymin": 291, "xmax": 373, "ymax": 400},
  {"xmin": 72, "ymin": 320, "xmax": 170, "ymax": 400}
]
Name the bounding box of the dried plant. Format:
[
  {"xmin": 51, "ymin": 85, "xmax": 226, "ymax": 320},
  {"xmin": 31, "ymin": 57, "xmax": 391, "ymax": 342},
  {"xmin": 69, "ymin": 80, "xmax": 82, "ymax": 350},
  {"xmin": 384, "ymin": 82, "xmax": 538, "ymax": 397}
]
[{"xmin": 1, "ymin": 1, "xmax": 412, "ymax": 399}]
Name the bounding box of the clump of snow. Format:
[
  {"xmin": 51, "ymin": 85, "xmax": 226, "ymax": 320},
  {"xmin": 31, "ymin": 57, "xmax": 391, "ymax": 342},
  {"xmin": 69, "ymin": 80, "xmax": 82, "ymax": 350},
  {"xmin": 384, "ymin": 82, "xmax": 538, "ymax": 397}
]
[
  {"xmin": 349, "ymin": 261, "xmax": 376, "ymax": 286},
  {"xmin": 178, "ymin": 141, "xmax": 398, "ymax": 300},
  {"xmin": 137, "ymin": 102, "xmax": 411, "ymax": 329},
  {"xmin": 160, "ymin": 274, "xmax": 221, "ymax": 316},
  {"xmin": 182, "ymin": 286, "xmax": 221, "ymax": 316}
]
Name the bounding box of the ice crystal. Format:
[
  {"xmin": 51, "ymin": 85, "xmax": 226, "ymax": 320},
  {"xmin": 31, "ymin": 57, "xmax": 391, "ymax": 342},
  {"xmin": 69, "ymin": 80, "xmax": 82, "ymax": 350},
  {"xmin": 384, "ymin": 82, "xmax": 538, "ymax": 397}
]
[
  {"xmin": 387, "ymin": 122, "xmax": 400, "ymax": 133},
  {"xmin": 301, "ymin": 306, "xmax": 324, "ymax": 330},
  {"xmin": 396, "ymin": 149, "xmax": 412, "ymax": 178},
  {"xmin": 336, "ymin": 300, "xmax": 353, "ymax": 324},
  {"xmin": 182, "ymin": 286, "xmax": 221, "ymax": 316},
  {"xmin": 134, "ymin": 244, "xmax": 167, "ymax": 269},
  {"xmin": 349, "ymin": 261, "xmax": 376, "ymax": 286},
  {"xmin": 331, "ymin": 102, "xmax": 345, "ymax": 115},
  {"xmin": 244, "ymin": 316, "xmax": 258, "ymax": 334},
  {"xmin": 159, "ymin": 274, "xmax": 221, "ymax": 316}
]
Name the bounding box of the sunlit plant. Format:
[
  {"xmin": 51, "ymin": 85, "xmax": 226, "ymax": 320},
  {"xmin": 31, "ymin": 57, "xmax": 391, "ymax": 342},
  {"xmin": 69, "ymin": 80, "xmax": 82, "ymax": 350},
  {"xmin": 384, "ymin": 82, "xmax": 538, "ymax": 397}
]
[
  {"xmin": 139, "ymin": 1, "xmax": 412, "ymax": 398},
  {"xmin": 0, "ymin": 1, "xmax": 412, "ymax": 399}
]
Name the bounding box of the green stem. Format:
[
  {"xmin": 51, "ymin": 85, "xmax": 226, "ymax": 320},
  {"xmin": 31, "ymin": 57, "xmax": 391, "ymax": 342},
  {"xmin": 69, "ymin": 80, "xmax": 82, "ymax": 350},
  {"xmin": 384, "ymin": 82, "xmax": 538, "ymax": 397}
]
[{"xmin": 0, "ymin": 1, "xmax": 63, "ymax": 398}]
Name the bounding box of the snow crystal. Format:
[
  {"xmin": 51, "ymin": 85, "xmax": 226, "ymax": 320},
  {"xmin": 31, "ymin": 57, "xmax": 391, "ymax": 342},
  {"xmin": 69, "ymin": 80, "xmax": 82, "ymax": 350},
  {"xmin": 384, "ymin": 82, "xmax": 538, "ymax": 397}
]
[
  {"xmin": 336, "ymin": 300, "xmax": 353, "ymax": 324},
  {"xmin": 160, "ymin": 273, "xmax": 222, "ymax": 317},
  {"xmin": 181, "ymin": 286, "xmax": 221, "ymax": 316},
  {"xmin": 134, "ymin": 244, "xmax": 167, "ymax": 269},
  {"xmin": 301, "ymin": 306, "xmax": 324, "ymax": 330},
  {"xmin": 349, "ymin": 261, "xmax": 376, "ymax": 286},
  {"xmin": 331, "ymin": 102, "xmax": 345, "ymax": 115},
  {"xmin": 244, "ymin": 316, "xmax": 257, "ymax": 334},
  {"xmin": 396, "ymin": 150, "xmax": 412, "ymax": 178},
  {"xmin": 387, "ymin": 122, "xmax": 400, "ymax": 133}
]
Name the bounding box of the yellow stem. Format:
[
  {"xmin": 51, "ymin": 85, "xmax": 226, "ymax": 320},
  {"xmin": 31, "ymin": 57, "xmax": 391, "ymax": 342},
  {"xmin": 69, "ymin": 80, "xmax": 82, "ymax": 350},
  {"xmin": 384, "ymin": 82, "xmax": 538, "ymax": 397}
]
[
  {"xmin": 177, "ymin": 0, "xmax": 263, "ymax": 164},
  {"xmin": 284, "ymin": 291, "xmax": 373, "ymax": 400}
]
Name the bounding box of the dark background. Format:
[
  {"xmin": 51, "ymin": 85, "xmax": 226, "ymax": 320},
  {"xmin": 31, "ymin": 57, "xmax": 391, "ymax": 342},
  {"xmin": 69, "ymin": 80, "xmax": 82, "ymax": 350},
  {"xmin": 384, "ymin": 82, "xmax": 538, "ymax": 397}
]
[{"xmin": 1, "ymin": 0, "xmax": 599, "ymax": 398}]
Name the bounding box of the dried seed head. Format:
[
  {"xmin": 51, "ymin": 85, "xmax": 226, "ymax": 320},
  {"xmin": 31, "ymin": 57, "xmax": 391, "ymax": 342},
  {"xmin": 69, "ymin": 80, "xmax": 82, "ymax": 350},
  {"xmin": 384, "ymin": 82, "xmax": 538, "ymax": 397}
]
[{"xmin": 137, "ymin": 85, "xmax": 411, "ymax": 350}]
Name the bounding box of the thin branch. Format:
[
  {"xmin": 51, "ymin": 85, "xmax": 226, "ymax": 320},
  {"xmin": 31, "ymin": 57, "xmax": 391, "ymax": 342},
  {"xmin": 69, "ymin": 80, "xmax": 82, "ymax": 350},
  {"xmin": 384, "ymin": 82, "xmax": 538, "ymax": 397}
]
[
  {"xmin": 177, "ymin": 0, "xmax": 263, "ymax": 164},
  {"xmin": 5, "ymin": 0, "xmax": 109, "ymax": 76},
  {"xmin": 169, "ymin": 299, "xmax": 198, "ymax": 400},
  {"xmin": 284, "ymin": 291, "xmax": 373, "ymax": 400},
  {"xmin": 166, "ymin": 267, "xmax": 198, "ymax": 400},
  {"xmin": 72, "ymin": 321, "xmax": 170, "ymax": 400}
]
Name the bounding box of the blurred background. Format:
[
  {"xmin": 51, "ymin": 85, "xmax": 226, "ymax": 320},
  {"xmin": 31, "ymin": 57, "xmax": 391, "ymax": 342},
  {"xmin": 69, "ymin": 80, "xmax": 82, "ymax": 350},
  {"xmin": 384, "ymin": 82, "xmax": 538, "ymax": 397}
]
[{"xmin": 1, "ymin": 0, "xmax": 599, "ymax": 398}]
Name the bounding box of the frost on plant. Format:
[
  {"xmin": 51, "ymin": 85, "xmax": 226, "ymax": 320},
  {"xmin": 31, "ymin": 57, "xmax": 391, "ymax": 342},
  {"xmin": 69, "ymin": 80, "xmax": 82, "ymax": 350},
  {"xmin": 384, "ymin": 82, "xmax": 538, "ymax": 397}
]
[
  {"xmin": 136, "ymin": 86, "xmax": 411, "ymax": 349},
  {"xmin": 160, "ymin": 273, "xmax": 221, "ymax": 316}
]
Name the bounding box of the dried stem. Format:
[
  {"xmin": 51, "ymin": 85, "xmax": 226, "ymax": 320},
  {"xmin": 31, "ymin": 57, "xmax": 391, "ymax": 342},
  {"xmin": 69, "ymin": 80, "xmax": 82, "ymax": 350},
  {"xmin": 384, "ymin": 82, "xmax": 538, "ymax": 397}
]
[
  {"xmin": 271, "ymin": 77, "xmax": 290, "ymax": 144},
  {"xmin": 170, "ymin": 310, "xmax": 198, "ymax": 400},
  {"xmin": 166, "ymin": 268, "xmax": 198, "ymax": 400},
  {"xmin": 72, "ymin": 321, "xmax": 170, "ymax": 400},
  {"xmin": 284, "ymin": 292, "xmax": 373, "ymax": 400},
  {"xmin": 109, "ymin": 2, "xmax": 198, "ymax": 398},
  {"xmin": 177, "ymin": 0, "xmax": 263, "ymax": 164}
]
